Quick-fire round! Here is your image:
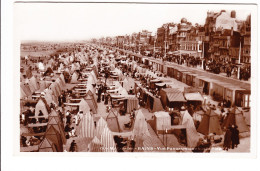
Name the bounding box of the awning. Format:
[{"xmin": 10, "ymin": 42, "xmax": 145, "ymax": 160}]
[
  {"xmin": 167, "ymin": 92, "xmax": 186, "ymax": 102},
  {"xmin": 184, "ymin": 92, "xmax": 203, "ymax": 101}
]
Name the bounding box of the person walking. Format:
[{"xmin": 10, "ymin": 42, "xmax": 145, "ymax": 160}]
[
  {"xmin": 232, "ymin": 125, "xmax": 240, "ymax": 148},
  {"xmin": 223, "ymin": 126, "xmax": 232, "ymax": 151}
]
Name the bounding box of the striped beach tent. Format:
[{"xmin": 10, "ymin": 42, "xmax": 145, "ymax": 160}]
[
  {"xmin": 89, "ymin": 136, "xmax": 102, "ymax": 152},
  {"xmin": 133, "ymin": 110, "xmax": 151, "ymax": 137},
  {"xmin": 96, "ymin": 117, "xmax": 108, "ymax": 139},
  {"xmin": 78, "ymin": 112, "xmax": 95, "ymax": 139},
  {"xmin": 100, "ymin": 126, "xmax": 116, "ymax": 152}
]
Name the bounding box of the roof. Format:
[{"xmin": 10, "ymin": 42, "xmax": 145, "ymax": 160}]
[
  {"xmin": 167, "ymin": 92, "xmax": 186, "ymax": 102},
  {"xmin": 154, "ymin": 111, "xmax": 170, "ymax": 118},
  {"xmin": 162, "ymin": 88, "xmax": 181, "ymax": 93},
  {"xmin": 184, "ymin": 92, "xmax": 203, "ymax": 101}
]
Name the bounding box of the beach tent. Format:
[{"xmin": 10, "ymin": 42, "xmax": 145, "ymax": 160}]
[
  {"xmin": 119, "ymin": 87, "xmax": 128, "ymax": 96},
  {"xmin": 49, "ymin": 83, "xmax": 59, "ymax": 98},
  {"xmin": 197, "ymin": 109, "xmax": 223, "ymax": 135},
  {"xmin": 26, "ymin": 68, "xmax": 32, "ymax": 79},
  {"xmin": 133, "ymin": 110, "xmax": 150, "ymax": 137},
  {"xmin": 59, "ymin": 74, "xmax": 66, "ymax": 86},
  {"xmin": 181, "ymin": 110, "xmax": 200, "ymax": 148},
  {"xmin": 20, "ymin": 87, "xmax": 27, "ymax": 99},
  {"xmin": 90, "ymin": 71, "xmax": 98, "ymax": 83},
  {"xmin": 21, "ymin": 83, "xmax": 32, "ymax": 97},
  {"xmin": 89, "ymin": 136, "xmax": 102, "ymax": 152},
  {"xmin": 85, "ymin": 94, "xmax": 97, "ymax": 114},
  {"xmin": 87, "ymin": 74, "xmax": 95, "ymax": 86},
  {"xmin": 222, "ymin": 107, "xmax": 249, "ymax": 133},
  {"xmin": 72, "ymin": 137, "xmax": 92, "ymax": 152},
  {"xmin": 154, "ymin": 111, "xmax": 171, "ymax": 133},
  {"xmin": 71, "ymin": 72, "xmax": 79, "ymax": 84},
  {"xmin": 44, "ymin": 89, "xmax": 58, "ymax": 106},
  {"xmin": 123, "ymin": 77, "xmax": 135, "ymax": 92},
  {"xmin": 92, "ymin": 65, "xmax": 98, "ymax": 78},
  {"xmin": 160, "ymin": 88, "xmax": 186, "ymax": 109},
  {"xmin": 243, "ymin": 109, "xmax": 250, "ymax": 126},
  {"xmin": 78, "ymin": 112, "xmax": 95, "ymax": 138},
  {"xmin": 124, "ymin": 96, "xmax": 139, "ymax": 114},
  {"xmin": 184, "ymin": 92, "xmax": 203, "ymax": 104},
  {"xmin": 38, "ymin": 138, "xmax": 57, "ymax": 152},
  {"xmin": 38, "ymin": 80, "xmax": 47, "ymax": 92},
  {"xmin": 55, "ymin": 78, "xmax": 63, "ymax": 93},
  {"xmin": 79, "ymin": 99, "xmax": 91, "ymax": 114},
  {"xmin": 45, "ymin": 125, "xmax": 63, "ymax": 152},
  {"xmin": 101, "ymin": 126, "xmax": 117, "ymax": 152},
  {"xmin": 86, "ymin": 89, "xmax": 97, "ymax": 110},
  {"xmin": 47, "ymin": 111, "xmax": 66, "ymax": 145},
  {"xmin": 28, "ymin": 76, "xmax": 39, "ymax": 92},
  {"xmin": 35, "ymin": 98, "xmax": 50, "ymax": 117},
  {"xmin": 96, "ymin": 117, "xmax": 108, "ymax": 139},
  {"xmin": 106, "ymin": 109, "xmax": 121, "ymax": 132},
  {"xmin": 145, "ymin": 93, "xmax": 164, "ymax": 113}
]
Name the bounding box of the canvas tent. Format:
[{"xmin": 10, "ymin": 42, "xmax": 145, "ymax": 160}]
[
  {"xmin": 38, "ymin": 138, "xmax": 57, "ymax": 152},
  {"xmin": 124, "ymin": 96, "xmax": 139, "ymax": 114},
  {"xmin": 89, "ymin": 136, "xmax": 102, "ymax": 152},
  {"xmin": 100, "ymin": 126, "xmax": 117, "ymax": 152},
  {"xmin": 70, "ymin": 72, "xmax": 79, "ymax": 83},
  {"xmin": 78, "ymin": 112, "xmax": 95, "ymax": 139},
  {"xmin": 145, "ymin": 92, "xmax": 164, "ymax": 113},
  {"xmin": 181, "ymin": 110, "xmax": 200, "ymax": 148},
  {"xmin": 21, "ymin": 83, "xmax": 32, "ymax": 97},
  {"xmin": 96, "ymin": 117, "xmax": 108, "ymax": 139},
  {"xmin": 160, "ymin": 88, "xmax": 186, "ymax": 109},
  {"xmin": 243, "ymin": 109, "xmax": 250, "ymax": 126},
  {"xmin": 44, "ymin": 125, "xmax": 63, "ymax": 152},
  {"xmin": 154, "ymin": 112, "xmax": 171, "ymax": 134},
  {"xmin": 85, "ymin": 90, "xmax": 97, "ymax": 114},
  {"xmin": 47, "ymin": 110, "xmax": 66, "ymax": 145},
  {"xmin": 106, "ymin": 109, "xmax": 121, "ymax": 132},
  {"xmin": 123, "ymin": 77, "xmax": 135, "ymax": 92},
  {"xmin": 28, "ymin": 76, "xmax": 39, "ymax": 93},
  {"xmin": 35, "ymin": 98, "xmax": 50, "ymax": 117},
  {"xmin": 197, "ymin": 109, "xmax": 223, "ymax": 135},
  {"xmin": 79, "ymin": 99, "xmax": 91, "ymax": 114},
  {"xmin": 222, "ymin": 107, "xmax": 249, "ymax": 133},
  {"xmin": 133, "ymin": 110, "xmax": 150, "ymax": 137},
  {"xmin": 184, "ymin": 92, "xmax": 203, "ymax": 104}
]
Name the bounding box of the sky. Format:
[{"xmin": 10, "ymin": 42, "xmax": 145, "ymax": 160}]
[{"xmin": 14, "ymin": 3, "xmax": 252, "ymax": 41}]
